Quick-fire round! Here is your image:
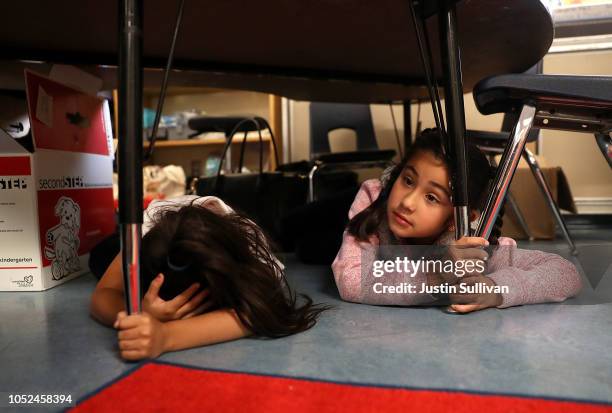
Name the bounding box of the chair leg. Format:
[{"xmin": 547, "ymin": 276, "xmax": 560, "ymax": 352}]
[
  {"xmin": 476, "ymin": 104, "xmax": 536, "ymax": 239},
  {"xmin": 595, "ymin": 132, "xmax": 612, "ymax": 168},
  {"xmin": 488, "ymin": 155, "xmax": 533, "ymax": 240},
  {"xmin": 308, "ymin": 164, "xmax": 320, "ymax": 202},
  {"xmin": 507, "ymin": 192, "xmax": 534, "ymax": 241},
  {"xmin": 522, "ymin": 148, "xmax": 578, "ymax": 256}
]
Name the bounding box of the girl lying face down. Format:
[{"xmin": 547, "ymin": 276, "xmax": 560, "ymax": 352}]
[{"xmin": 91, "ymin": 196, "xmax": 327, "ymax": 360}]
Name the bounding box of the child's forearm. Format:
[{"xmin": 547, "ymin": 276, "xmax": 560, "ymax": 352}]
[
  {"xmin": 90, "ymin": 288, "xmax": 125, "ymax": 326},
  {"xmin": 487, "ymin": 248, "xmax": 583, "ymax": 308},
  {"xmin": 162, "ymin": 309, "xmax": 251, "ymax": 352}
]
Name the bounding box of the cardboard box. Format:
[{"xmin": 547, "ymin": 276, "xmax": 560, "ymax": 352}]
[
  {"xmin": 0, "ymin": 71, "xmax": 115, "ymax": 291},
  {"xmin": 501, "ymin": 162, "xmax": 577, "ymax": 240}
]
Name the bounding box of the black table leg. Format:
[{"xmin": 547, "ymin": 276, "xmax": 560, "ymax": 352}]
[
  {"xmin": 118, "ymin": 0, "xmax": 143, "ymax": 314},
  {"xmin": 403, "ymin": 100, "xmax": 412, "ymax": 152},
  {"xmin": 439, "ymin": 0, "xmax": 469, "ymax": 239}
]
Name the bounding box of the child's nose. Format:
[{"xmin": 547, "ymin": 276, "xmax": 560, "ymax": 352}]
[{"xmin": 400, "ymin": 193, "xmax": 417, "ymax": 212}]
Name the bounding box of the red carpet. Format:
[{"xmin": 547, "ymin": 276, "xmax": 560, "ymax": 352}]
[{"xmin": 72, "ymin": 362, "xmax": 612, "ymax": 413}]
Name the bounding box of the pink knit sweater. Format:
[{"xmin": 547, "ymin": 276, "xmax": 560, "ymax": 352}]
[{"xmin": 331, "ymin": 179, "xmax": 583, "ymax": 308}]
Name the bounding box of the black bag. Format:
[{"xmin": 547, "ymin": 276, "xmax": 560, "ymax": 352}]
[{"xmin": 195, "ymin": 118, "xmax": 308, "ymax": 249}]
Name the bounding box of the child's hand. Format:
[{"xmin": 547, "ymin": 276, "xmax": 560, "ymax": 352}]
[
  {"xmin": 447, "ymin": 236, "xmax": 489, "ymax": 277},
  {"xmin": 142, "ymin": 274, "xmax": 213, "ymax": 321},
  {"xmin": 449, "ymin": 236, "xmax": 489, "ymax": 260},
  {"xmin": 448, "ymin": 275, "xmax": 503, "ymax": 313},
  {"xmin": 428, "ymin": 237, "xmax": 490, "ymax": 290},
  {"xmin": 114, "ymin": 311, "xmax": 168, "ymax": 361}
]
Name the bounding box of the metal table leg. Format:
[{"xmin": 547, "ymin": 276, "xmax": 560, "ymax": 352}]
[
  {"xmin": 118, "ymin": 0, "xmax": 143, "ymax": 314},
  {"xmin": 439, "ymin": 0, "xmax": 469, "ymax": 239},
  {"xmin": 403, "ymin": 100, "xmax": 412, "ymax": 151}
]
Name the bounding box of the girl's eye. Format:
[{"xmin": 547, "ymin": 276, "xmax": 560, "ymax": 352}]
[
  {"xmin": 404, "ymin": 176, "xmax": 414, "ymax": 186},
  {"xmin": 426, "ymin": 194, "xmax": 439, "ymax": 203}
]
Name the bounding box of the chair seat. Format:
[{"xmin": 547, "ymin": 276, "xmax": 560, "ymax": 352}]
[
  {"xmin": 474, "ymin": 74, "xmax": 612, "ymax": 115},
  {"xmin": 313, "ymin": 149, "xmax": 396, "ymax": 164}
]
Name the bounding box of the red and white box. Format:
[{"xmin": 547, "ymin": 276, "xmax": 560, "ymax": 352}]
[{"xmin": 0, "ymin": 70, "xmax": 115, "ymax": 291}]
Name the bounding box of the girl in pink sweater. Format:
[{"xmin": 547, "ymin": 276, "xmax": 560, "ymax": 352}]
[{"xmin": 332, "ymin": 129, "xmax": 582, "ymax": 313}]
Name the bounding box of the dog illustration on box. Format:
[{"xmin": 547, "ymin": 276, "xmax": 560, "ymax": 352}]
[{"xmin": 44, "ymin": 196, "xmax": 81, "ymax": 280}]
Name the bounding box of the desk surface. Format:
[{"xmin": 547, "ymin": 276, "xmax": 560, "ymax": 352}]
[{"xmin": 1, "ymin": 0, "xmax": 553, "ymax": 102}]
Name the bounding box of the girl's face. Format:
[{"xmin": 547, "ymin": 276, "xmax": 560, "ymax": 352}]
[{"xmin": 386, "ymin": 150, "xmax": 454, "ymax": 241}]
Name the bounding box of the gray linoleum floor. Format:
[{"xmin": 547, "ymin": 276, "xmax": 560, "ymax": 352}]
[{"xmin": 1, "ymin": 229, "xmax": 611, "ymax": 412}]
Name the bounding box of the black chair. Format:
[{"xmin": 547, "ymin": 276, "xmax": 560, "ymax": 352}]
[
  {"xmin": 467, "ymin": 119, "xmax": 576, "ymax": 249},
  {"xmin": 307, "ymin": 102, "xmax": 396, "ymax": 201},
  {"xmin": 472, "ymin": 73, "xmax": 612, "ymax": 255},
  {"xmin": 467, "ymin": 64, "xmax": 537, "ymax": 237}
]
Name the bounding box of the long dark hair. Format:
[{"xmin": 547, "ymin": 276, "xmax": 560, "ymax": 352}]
[
  {"xmin": 140, "ymin": 201, "xmax": 327, "ymax": 338},
  {"xmin": 347, "ymin": 128, "xmax": 505, "ymax": 244}
]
